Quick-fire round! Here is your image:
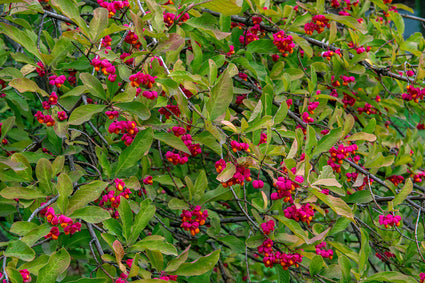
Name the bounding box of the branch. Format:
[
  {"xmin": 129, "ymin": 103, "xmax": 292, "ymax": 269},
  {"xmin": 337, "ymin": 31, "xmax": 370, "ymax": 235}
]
[
  {"xmin": 27, "ymin": 195, "xmax": 59, "ymax": 222},
  {"xmin": 204, "ymin": 9, "xmax": 412, "ymax": 83}
]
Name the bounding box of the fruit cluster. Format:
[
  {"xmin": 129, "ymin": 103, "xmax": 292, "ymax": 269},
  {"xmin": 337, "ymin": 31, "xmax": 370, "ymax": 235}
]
[
  {"xmin": 97, "ymin": 179, "xmax": 132, "ymax": 218},
  {"xmin": 40, "ymin": 206, "xmax": 81, "ymax": 240},
  {"xmin": 315, "ymin": 242, "xmax": 333, "ymax": 259},
  {"xmin": 252, "ymin": 179, "xmax": 264, "ymax": 189},
  {"xmin": 34, "ymin": 111, "xmax": 55, "ymax": 127},
  {"xmin": 42, "ymin": 92, "xmax": 58, "ymax": 110},
  {"xmin": 257, "ymin": 239, "xmax": 303, "ymax": 269},
  {"xmin": 321, "ymin": 49, "xmax": 342, "ymax": 60},
  {"xmin": 271, "ymin": 175, "xmax": 303, "ymax": 203},
  {"xmin": 36, "ymin": 61, "xmax": 46, "ymax": 77},
  {"xmin": 108, "ymin": 120, "xmax": 139, "ymax": 146},
  {"xmin": 215, "ymin": 159, "xmax": 252, "ymax": 187},
  {"xmin": 376, "ymin": 251, "xmax": 395, "ymax": 262},
  {"xmin": 165, "ymin": 151, "xmax": 188, "ymax": 165},
  {"xmin": 97, "ymin": 0, "xmax": 129, "ymax": 17},
  {"xmin": 230, "ymin": 140, "xmax": 250, "ymax": 152},
  {"xmin": 272, "ymin": 30, "xmax": 295, "ymax": 57},
  {"xmin": 261, "ymin": 220, "xmax": 275, "ymax": 235},
  {"xmin": 357, "ymin": 103, "xmax": 377, "ymax": 115},
  {"xmin": 91, "ymin": 58, "xmax": 117, "ymax": 82},
  {"xmin": 387, "ymin": 175, "xmax": 404, "ymax": 186},
  {"xmin": 284, "ymin": 203, "xmax": 315, "ymax": 225},
  {"xmin": 49, "ymin": 75, "xmax": 66, "ymax": 88},
  {"xmin": 124, "ymin": 31, "xmax": 141, "ymax": 49},
  {"xmin": 302, "ymin": 112, "xmax": 314, "ymax": 123},
  {"xmin": 180, "ymin": 206, "xmax": 208, "ymax": 236},
  {"xmin": 158, "ymin": 104, "xmax": 181, "ymax": 120},
  {"xmin": 328, "ymin": 143, "xmax": 358, "ymax": 173},
  {"xmin": 304, "ymin": 15, "xmax": 330, "ymax": 35},
  {"xmin": 378, "ymin": 213, "xmax": 401, "ymax": 228},
  {"xmin": 401, "ymin": 85, "xmax": 425, "ymax": 102}
]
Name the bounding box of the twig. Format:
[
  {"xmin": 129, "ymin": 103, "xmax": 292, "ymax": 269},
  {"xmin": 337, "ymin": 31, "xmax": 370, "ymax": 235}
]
[
  {"xmin": 86, "ymin": 222, "xmax": 104, "ymax": 257},
  {"xmin": 229, "ymin": 186, "xmax": 260, "ymax": 231},
  {"xmin": 245, "ymin": 231, "xmax": 252, "ymax": 283},
  {"xmin": 2, "ymin": 256, "xmax": 7, "ymax": 283},
  {"xmin": 89, "ymin": 239, "xmax": 114, "ymax": 280},
  {"xmin": 27, "ymin": 195, "xmax": 59, "ymax": 222},
  {"xmin": 414, "ymin": 207, "xmax": 425, "ymax": 263},
  {"xmin": 37, "ymin": 13, "xmax": 47, "ymax": 52}
]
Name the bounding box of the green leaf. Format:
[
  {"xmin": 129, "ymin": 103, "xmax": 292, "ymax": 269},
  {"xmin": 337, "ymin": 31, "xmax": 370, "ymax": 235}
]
[
  {"xmin": 9, "ymin": 77, "xmax": 48, "ymax": 96},
  {"xmin": 363, "ymin": 271, "xmax": 416, "ymax": 283},
  {"xmin": 5, "ymin": 267, "xmax": 23, "ymax": 283},
  {"xmin": 19, "ymin": 255, "xmax": 49, "ymax": 276},
  {"xmin": 193, "ymin": 131, "xmax": 222, "ymax": 156},
  {"xmin": 216, "ymin": 163, "xmax": 236, "ymax": 183},
  {"xmin": 358, "ymin": 228, "xmax": 370, "ymax": 276},
  {"xmin": 0, "ymin": 116, "xmax": 15, "ymax": 141},
  {"xmin": 36, "ymin": 248, "xmax": 71, "ymax": 283},
  {"xmin": 168, "ymin": 198, "xmax": 189, "ymax": 210},
  {"xmin": 345, "ymin": 132, "xmax": 376, "ymax": 142},
  {"xmin": 0, "ymin": 187, "xmax": 46, "ymax": 199},
  {"xmin": 146, "ymin": 250, "xmax": 163, "ymax": 271},
  {"xmin": 389, "ymin": 11, "xmax": 404, "ymax": 38},
  {"xmin": 313, "ymin": 128, "xmax": 342, "ymax": 158},
  {"xmin": 35, "ymin": 158, "xmax": 53, "ymax": 194},
  {"xmin": 291, "ymin": 34, "xmax": 313, "ymax": 58},
  {"xmin": 20, "ymin": 224, "xmax": 51, "ymax": 247},
  {"xmin": 67, "ymin": 279, "xmax": 108, "ymax": 283},
  {"xmin": 115, "ymin": 102, "xmax": 151, "ymax": 121},
  {"xmin": 276, "ymin": 265, "xmax": 290, "ymax": 283},
  {"xmin": 206, "ymin": 63, "xmax": 237, "ymax": 121},
  {"xmin": 192, "ymin": 170, "xmax": 207, "ymax": 201},
  {"xmin": 67, "ymin": 180, "xmax": 108, "ymax": 214},
  {"xmin": 274, "ymin": 215, "xmax": 308, "ymax": 242},
  {"xmin": 305, "ymin": 125, "xmax": 317, "ymax": 157},
  {"xmin": 118, "ymin": 198, "xmax": 133, "ymax": 242},
  {"xmin": 310, "ymin": 188, "xmax": 354, "ymax": 221},
  {"xmin": 0, "ymin": 23, "xmax": 42, "ymax": 61},
  {"xmin": 326, "ymin": 14, "xmax": 367, "ymax": 33},
  {"xmin": 154, "ymin": 132, "xmax": 190, "ymax": 154},
  {"xmin": 201, "ymin": 0, "xmax": 242, "ymax": 16},
  {"xmin": 61, "ymin": 85, "xmax": 88, "ymax": 98},
  {"xmin": 344, "ymin": 190, "xmax": 373, "ymax": 204},
  {"xmin": 130, "ymin": 236, "xmax": 177, "ymax": 255},
  {"xmin": 50, "ymin": 0, "xmax": 90, "ymax": 36},
  {"xmin": 218, "ymin": 235, "xmax": 245, "ymax": 253},
  {"xmin": 114, "ymin": 127, "xmax": 153, "ymax": 176},
  {"xmin": 69, "ymin": 206, "xmax": 111, "ymax": 223},
  {"xmin": 128, "ymin": 199, "xmax": 155, "ymax": 245},
  {"xmin": 57, "ymin": 173, "xmax": 73, "ymax": 214},
  {"xmin": 89, "ymin": 8, "xmax": 109, "ymax": 41},
  {"xmin": 165, "ymin": 245, "xmax": 190, "ymax": 272},
  {"xmin": 79, "ymin": 73, "xmax": 107, "ymax": 101},
  {"xmin": 329, "ymin": 241, "xmax": 359, "ymax": 263},
  {"xmin": 393, "ymin": 178, "xmax": 412, "ymax": 207},
  {"xmin": 285, "ymin": 68, "xmax": 304, "ymax": 80},
  {"xmin": 170, "ymin": 250, "xmax": 220, "ymax": 276},
  {"xmin": 273, "ymin": 101, "xmax": 288, "ymax": 125},
  {"xmin": 246, "ymin": 39, "xmax": 279, "ymax": 54},
  {"xmin": 339, "ymin": 254, "xmax": 352, "ymax": 282},
  {"xmin": 309, "ymin": 255, "xmax": 324, "ymax": 276},
  {"xmin": 4, "ymin": 240, "xmax": 35, "ymax": 261},
  {"xmin": 68, "ymin": 104, "xmax": 106, "ymax": 125},
  {"xmin": 10, "ymin": 222, "xmax": 38, "ymax": 236},
  {"xmin": 131, "ymin": 280, "xmax": 168, "ymax": 283}
]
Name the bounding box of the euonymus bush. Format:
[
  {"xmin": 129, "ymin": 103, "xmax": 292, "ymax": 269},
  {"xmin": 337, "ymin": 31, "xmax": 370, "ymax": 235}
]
[{"xmin": 0, "ymin": 0, "xmax": 425, "ymax": 282}]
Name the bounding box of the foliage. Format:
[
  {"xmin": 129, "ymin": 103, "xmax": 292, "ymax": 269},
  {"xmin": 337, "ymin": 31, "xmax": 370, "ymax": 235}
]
[{"xmin": 0, "ymin": 0, "xmax": 425, "ymax": 282}]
